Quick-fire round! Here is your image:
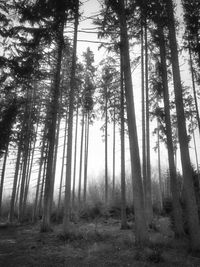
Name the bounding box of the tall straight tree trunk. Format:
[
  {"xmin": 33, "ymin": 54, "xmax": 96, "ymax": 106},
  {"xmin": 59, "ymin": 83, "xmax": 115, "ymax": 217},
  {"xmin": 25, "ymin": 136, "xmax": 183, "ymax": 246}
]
[
  {"xmin": 105, "ymin": 85, "xmax": 108, "ymax": 205},
  {"xmin": 15, "ymin": 161, "xmax": 23, "ymax": 207},
  {"xmin": 157, "ymin": 120, "xmax": 163, "ymax": 211},
  {"xmin": 58, "ymin": 113, "xmax": 68, "ymax": 212},
  {"xmin": 38, "ymin": 145, "xmax": 48, "ymax": 217},
  {"xmin": 50, "ymin": 111, "xmax": 61, "ymax": 213},
  {"xmin": 78, "ymin": 111, "xmax": 85, "ymax": 205},
  {"xmin": 63, "ymin": 0, "xmax": 79, "ymax": 232},
  {"xmin": 141, "ymin": 23, "xmax": 147, "ymax": 204},
  {"xmin": 83, "ymin": 112, "xmax": 89, "ymax": 203},
  {"xmin": 9, "ymin": 140, "xmax": 22, "ymax": 222},
  {"xmin": 18, "ymin": 88, "xmax": 33, "ymax": 221},
  {"xmin": 112, "ymin": 97, "xmax": 116, "ymax": 199},
  {"xmin": 158, "ymin": 24, "xmax": 184, "ymax": 236},
  {"xmin": 120, "ymin": 51, "xmax": 128, "ymax": 229},
  {"xmin": 0, "ymin": 145, "xmax": 8, "ymax": 216},
  {"xmin": 166, "ymin": 0, "xmax": 200, "ymax": 248},
  {"xmin": 32, "ymin": 125, "xmax": 47, "ymax": 221},
  {"xmin": 72, "ymin": 106, "xmax": 79, "ymax": 206},
  {"xmin": 188, "ymin": 42, "xmax": 200, "ymax": 133},
  {"xmin": 116, "ymin": 0, "xmax": 148, "ymax": 244},
  {"xmin": 41, "ymin": 21, "xmax": 64, "ymax": 232},
  {"xmin": 144, "ymin": 20, "xmax": 153, "ymax": 224}
]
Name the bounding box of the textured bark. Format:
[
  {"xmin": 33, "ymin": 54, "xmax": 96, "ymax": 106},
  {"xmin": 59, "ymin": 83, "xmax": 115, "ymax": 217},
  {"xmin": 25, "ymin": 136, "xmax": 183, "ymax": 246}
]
[{"xmin": 166, "ymin": 0, "xmax": 200, "ymax": 249}]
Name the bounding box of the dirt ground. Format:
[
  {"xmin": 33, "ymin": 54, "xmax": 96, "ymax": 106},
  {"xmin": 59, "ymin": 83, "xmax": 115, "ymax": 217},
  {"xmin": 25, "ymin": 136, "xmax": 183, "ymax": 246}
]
[{"xmin": 0, "ymin": 218, "xmax": 200, "ymax": 267}]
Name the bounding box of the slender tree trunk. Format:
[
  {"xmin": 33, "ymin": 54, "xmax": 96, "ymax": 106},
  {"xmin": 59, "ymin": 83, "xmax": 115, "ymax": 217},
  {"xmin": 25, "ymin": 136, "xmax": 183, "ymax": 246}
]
[
  {"xmin": 72, "ymin": 106, "xmax": 79, "ymax": 206},
  {"xmin": 58, "ymin": 113, "xmax": 68, "ymax": 213},
  {"xmin": 63, "ymin": 0, "xmax": 79, "ymax": 232},
  {"xmin": 50, "ymin": 112, "xmax": 61, "ymax": 213},
  {"xmin": 83, "ymin": 112, "xmax": 89, "ymax": 203},
  {"xmin": 188, "ymin": 42, "xmax": 200, "ymax": 133},
  {"xmin": 38, "ymin": 146, "xmax": 48, "ymax": 218},
  {"xmin": 32, "ymin": 127, "xmax": 47, "ymax": 222},
  {"xmin": 157, "ymin": 120, "xmax": 163, "ymax": 211},
  {"xmin": 166, "ymin": 0, "xmax": 200, "ymax": 248},
  {"xmin": 158, "ymin": 24, "xmax": 184, "ymax": 236},
  {"xmin": 144, "ymin": 20, "xmax": 153, "ymax": 224},
  {"xmin": 0, "ymin": 145, "xmax": 8, "ymax": 216},
  {"xmin": 141, "ymin": 23, "xmax": 147, "ymax": 205},
  {"xmin": 9, "ymin": 141, "xmax": 22, "ymax": 222},
  {"xmin": 120, "ymin": 52, "xmax": 128, "ymax": 229},
  {"xmin": 117, "ymin": 0, "xmax": 148, "ymax": 244},
  {"xmin": 112, "ymin": 97, "xmax": 116, "ymax": 199},
  {"xmin": 105, "ymin": 85, "xmax": 108, "ymax": 204},
  {"xmin": 78, "ymin": 111, "xmax": 85, "ymax": 205}
]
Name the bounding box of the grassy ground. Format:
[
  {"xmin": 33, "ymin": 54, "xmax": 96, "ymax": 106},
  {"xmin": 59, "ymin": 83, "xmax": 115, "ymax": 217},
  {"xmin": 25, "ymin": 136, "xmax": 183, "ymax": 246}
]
[{"xmin": 0, "ymin": 217, "xmax": 200, "ymax": 267}]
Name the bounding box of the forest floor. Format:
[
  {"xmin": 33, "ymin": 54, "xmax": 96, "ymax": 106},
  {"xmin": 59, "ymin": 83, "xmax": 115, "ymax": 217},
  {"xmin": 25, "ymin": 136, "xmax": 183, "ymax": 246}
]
[{"xmin": 0, "ymin": 217, "xmax": 200, "ymax": 267}]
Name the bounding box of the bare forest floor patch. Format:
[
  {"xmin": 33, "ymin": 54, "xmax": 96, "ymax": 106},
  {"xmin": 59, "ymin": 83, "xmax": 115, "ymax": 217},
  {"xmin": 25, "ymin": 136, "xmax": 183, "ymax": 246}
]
[{"xmin": 0, "ymin": 218, "xmax": 200, "ymax": 266}]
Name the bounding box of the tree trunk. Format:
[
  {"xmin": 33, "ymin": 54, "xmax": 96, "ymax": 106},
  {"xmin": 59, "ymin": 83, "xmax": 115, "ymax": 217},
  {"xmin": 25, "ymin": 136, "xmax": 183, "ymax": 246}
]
[
  {"xmin": 141, "ymin": 23, "xmax": 147, "ymax": 205},
  {"xmin": 83, "ymin": 112, "xmax": 89, "ymax": 203},
  {"xmin": 63, "ymin": 0, "xmax": 79, "ymax": 232},
  {"xmin": 0, "ymin": 145, "xmax": 8, "ymax": 216},
  {"xmin": 117, "ymin": 0, "xmax": 148, "ymax": 244},
  {"xmin": 41, "ymin": 21, "xmax": 64, "ymax": 232},
  {"xmin": 157, "ymin": 120, "xmax": 163, "ymax": 211},
  {"xmin": 9, "ymin": 140, "xmax": 22, "ymax": 222},
  {"xmin": 166, "ymin": 0, "xmax": 200, "ymax": 248},
  {"xmin": 58, "ymin": 112, "xmax": 68, "ymax": 213},
  {"xmin": 32, "ymin": 127, "xmax": 47, "ymax": 222},
  {"xmin": 188, "ymin": 42, "xmax": 200, "ymax": 134},
  {"xmin": 78, "ymin": 111, "xmax": 85, "ymax": 205},
  {"xmin": 105, "ymin": 84, "xmax": 108, "ymax": 205},
  {"xmin": 158, "ymin": 24, "xmax": 185, "ymax": 236},
  {"xmin": 120, "ymin": 51, "xmax": 128, "ymax": 229},
  {"xmin": 144, "ymin": 20, "xmax": 153, "ymax": 224},
  {"xmin": 72, "ymin": 106, "xmax": 79, "ymax": 206},
  {"xmin": 112, "ymin": 97, "xmax": 116, "ymax": 200}
]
